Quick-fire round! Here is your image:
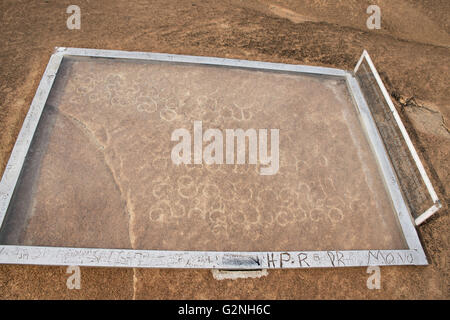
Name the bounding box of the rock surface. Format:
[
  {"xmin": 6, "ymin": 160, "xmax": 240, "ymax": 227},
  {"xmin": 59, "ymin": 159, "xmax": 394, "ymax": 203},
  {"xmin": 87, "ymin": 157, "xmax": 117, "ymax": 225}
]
[{"xmin": 0, "ymin": 0, "xmax": 447, "ymax": 300}]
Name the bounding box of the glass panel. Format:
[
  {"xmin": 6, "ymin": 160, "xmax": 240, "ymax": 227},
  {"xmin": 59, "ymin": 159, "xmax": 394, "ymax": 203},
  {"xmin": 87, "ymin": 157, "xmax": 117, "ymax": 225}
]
[
  {"xmin": 0, "ymin": 56, "xmax": 408, "ymax": 251},
  {"xmin": 356, "ymin": 59, "xmax": 432, "ymax": 220}
]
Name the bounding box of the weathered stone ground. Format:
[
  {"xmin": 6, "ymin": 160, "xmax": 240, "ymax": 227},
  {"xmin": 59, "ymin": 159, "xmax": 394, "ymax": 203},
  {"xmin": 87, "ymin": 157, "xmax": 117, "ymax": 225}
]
[{"xmin": 0, "ymin": 0, "xmax": 448, "ymax": 299}]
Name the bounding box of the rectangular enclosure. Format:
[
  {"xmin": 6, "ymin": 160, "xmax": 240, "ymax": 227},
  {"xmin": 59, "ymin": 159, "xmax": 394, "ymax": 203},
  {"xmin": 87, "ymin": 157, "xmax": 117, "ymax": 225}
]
[{"xmin": 0, "ymin": 48, "xmax": 439, "ymax": 269}]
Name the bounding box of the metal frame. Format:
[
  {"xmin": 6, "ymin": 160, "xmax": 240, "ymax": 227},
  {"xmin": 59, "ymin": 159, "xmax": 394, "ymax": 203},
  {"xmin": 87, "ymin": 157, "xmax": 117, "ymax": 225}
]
[
  {"xmin": 0, "ymin": 48, "xmax": 432, "ymax": 268},
  {"xmin": 354, "ymin": 50, "xmax": 442, "ymax": 226}
]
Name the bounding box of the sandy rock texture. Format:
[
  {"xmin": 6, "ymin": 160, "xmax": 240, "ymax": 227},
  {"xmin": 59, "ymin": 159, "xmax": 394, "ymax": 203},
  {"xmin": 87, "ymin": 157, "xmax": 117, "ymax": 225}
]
[{"xmin": 0, "ymin": 0, "xmax": 448, "ymax": 299}]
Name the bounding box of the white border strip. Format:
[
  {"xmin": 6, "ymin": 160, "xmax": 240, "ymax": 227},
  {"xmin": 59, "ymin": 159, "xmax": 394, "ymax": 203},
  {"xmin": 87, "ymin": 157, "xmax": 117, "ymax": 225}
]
[
  {"xmin": 0, "ymin": 52, "xmax": 64, "ymax": 226},
  {"xmin": 415, "ymin": 203, "xmax": 441, "ymax": 225},
  {"xmin": 59, "ymin": 47, "xmax": 348, "ymax": 77},
  {"xmin": 354, "ymin": 50, "xmax": 442, "ymax": 225},
  {"xmin": 0, "ymin": 246, "xmax": 426, "ymax": 268}
]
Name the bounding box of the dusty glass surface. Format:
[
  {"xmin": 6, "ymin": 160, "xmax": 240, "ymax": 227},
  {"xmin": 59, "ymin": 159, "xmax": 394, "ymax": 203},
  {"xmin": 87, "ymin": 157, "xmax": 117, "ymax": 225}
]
[
  {"xmin": 355, "ymin": 60, "xmax": 432, "ymax": 219},
  {"xmin": 0, "ymin": 56, "xmax": 408, "ymax": 251}
]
